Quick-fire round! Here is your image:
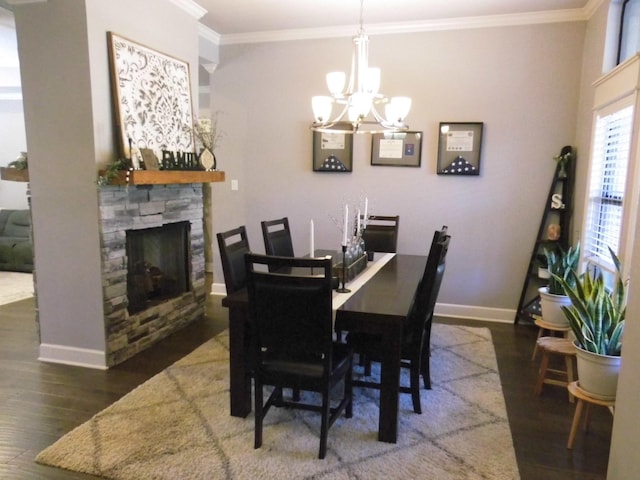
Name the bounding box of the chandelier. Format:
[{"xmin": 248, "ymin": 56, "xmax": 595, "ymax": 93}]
[{"xmin": 310, "ymin": 0, "xmax": 411, "ymax": 134}]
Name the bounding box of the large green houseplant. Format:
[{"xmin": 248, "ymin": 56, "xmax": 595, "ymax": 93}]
[
  {"xmin": 553, "ymin": 246, "xmax": 627, "ymax": 400},
  {"xmin": 538, "ymin": 243, "xmax": 580, "ymax": 326}
]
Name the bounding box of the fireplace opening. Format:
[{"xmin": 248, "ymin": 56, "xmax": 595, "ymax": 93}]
[{"xmin": 126, "ymin": 222, "xmax": 191, "ymax": 314}]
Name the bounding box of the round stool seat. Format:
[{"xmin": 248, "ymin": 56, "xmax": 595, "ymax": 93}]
[
  {"xmin": 531, "ymin": 318, "xmax": 571, "ymax": 361},
  {"xmin": 537, "ymin": 336, "xmax": 576, "ymax": 356},
  {"xmin": 534, "ymin": 336, "xmax": 576, "ymax": 401}
]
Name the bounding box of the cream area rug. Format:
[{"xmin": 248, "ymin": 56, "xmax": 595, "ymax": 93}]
[
  {"xmin": 36, "ymin": 324, "xmax": 520, "ymax": 479},
  {"xmin": 0, "ymin": 271, "xmax": 34, "ymax": 306}
]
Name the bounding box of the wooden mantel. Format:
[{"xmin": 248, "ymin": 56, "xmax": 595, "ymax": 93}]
[
  {"xmin": 0, "ymin": 167, "xmax": 29, "ymax": 182},
  {"xmin": 103, "ymin": 170, "xmax": 225, "ymax": 185}
]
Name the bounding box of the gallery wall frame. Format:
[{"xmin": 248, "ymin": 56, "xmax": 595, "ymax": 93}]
[
  {"xmin": 371, "ymin": 131, "xmax": 422, "ymax": 167},
  {"xmin": 312, "ymin": 123, "xmax": 354, "ymax": 172},
  {"xmin": 437, "ymin": 122, "xmax": 484, "ymax": 176},
  {"xmin": 107, "ymin": 32, "xmax": 195, "ymax": 160}
]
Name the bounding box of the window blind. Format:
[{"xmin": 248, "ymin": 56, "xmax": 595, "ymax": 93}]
[{"xmin": 584, "ymin": 104, "xmax": 633, "ymax": 270}]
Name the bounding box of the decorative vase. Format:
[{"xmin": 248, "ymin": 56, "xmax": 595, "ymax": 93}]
[
  {"xmin": 538, "ymin": 286, "xmax": 571, "ymax": 327},
  {"xmin": 199, "ymin": 148, "xmax": 216, "ymax": 171},
  {"xmin": 574, "ymin": 343, "xmax": 621, "ymax": 401}
]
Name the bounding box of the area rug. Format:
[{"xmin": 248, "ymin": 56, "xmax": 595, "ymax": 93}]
[
  {"xmin": 0, "ymin": 271, "xmax": 34, "ymax": 306},
  {"xmin": 36, "ymin": 324, "xmax": 520, "ymax": 479}
]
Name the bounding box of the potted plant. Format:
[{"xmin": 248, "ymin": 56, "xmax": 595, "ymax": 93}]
[
  {"xmin": 538, "ymin": 243, "xmax": 580, "ymax": 326},
  {"xmin": 554, "ymin": 247, "xmax": 626, "ymax": 400}
]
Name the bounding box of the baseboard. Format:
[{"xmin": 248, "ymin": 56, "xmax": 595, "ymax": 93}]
[
  {"xmin": 211, "ymin": 282, "xmax": 227, "ymax": 296},
  {"xmin": 435, "ymin": 303, "xmax": 516, "ymax": 324},
  {"xmin": 211, "ymin": 282, "xmax": 516, "ymax": 324},
  {"xmin": 39, "ymin": 343, "xmax": 108, "ymax": 370}
]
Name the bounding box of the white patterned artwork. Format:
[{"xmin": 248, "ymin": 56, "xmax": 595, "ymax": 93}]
[{"xmin": 108, "ymin": 32, "xmax": 195, "ymax": 160}]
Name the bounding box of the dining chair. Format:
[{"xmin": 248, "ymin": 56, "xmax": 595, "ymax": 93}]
[
  {"xmin": 362, "ymin": 215, "xmax": 400, "ymax": 253},
  {"xmin": 245, "ymin": 253, "xmax": 354, "ymax": 459},
  {"xmin": 216, "ymin": 225, "xmax": 251, "ymax": 294},
  {"xmin": 419, "ymin": 225, "xmax": 448, "ymax": 389},
  {"xmin": 261, "ymin": 217, "xmax": 294, "ymax": 257},
  {"xmin": 347, "ymin": 230, "xmax": 451, "ymax": 414}
]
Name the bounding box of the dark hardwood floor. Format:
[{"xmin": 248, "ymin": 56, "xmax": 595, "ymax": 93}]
[{"xmin": 1, "ymin": 289, "xmax": 612, "ymax": 479}]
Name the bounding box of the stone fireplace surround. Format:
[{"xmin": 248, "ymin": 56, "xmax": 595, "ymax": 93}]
[{"xmin": 99, "ymin": 183, "xmax": 206, "ymax": 366}]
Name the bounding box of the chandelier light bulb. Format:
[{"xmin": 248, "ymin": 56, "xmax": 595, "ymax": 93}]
[
  {"xmin": 326, "ymin": 72, "xmax": 346, "ymax": 96},
  {"xmin": 312, "ymin": 96, "xmax": 333, "ymax": 123},
  {"xmin": 386, "ymin": 96, "xmax": 412, "ymax": 123},
  {"xmin": 364, "ymin": 67, "xmax": 380, "ymax": 94}
]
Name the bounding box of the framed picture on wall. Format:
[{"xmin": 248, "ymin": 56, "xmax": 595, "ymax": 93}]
[
  {"xmin": 437, "ymin": 122, "xmax": 483, "ymax": 176},
  {"xmin": 371, "ymin": 131, "xmax": 422, "ymax": 167},
  {"xmin": 312, "ymin": 123, "xmax": 353, "ymax": 172}
]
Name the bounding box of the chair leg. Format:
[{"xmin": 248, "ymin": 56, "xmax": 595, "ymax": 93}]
[
  {"xmin": 346, "ymin": 360, "xmax": 354, "ymax": 418},
  {"xmin": 410, "ymin": 359, "xmax": 422, "ymax": 414},
  {"xmin": 420, "ymin": 344, "xmax": 431, "ymax": 390},
  {"xmin": 319, "ymin": 389, "xmax": 330, "ymax": 459},
  {"xmin": 254, "ymin": 379, "xmax": 263, "ymax": 449}
]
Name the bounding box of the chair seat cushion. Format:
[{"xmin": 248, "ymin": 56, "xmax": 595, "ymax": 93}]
[{"xmin": 261, "ymin": 342, "xmax": 352, "ymax": 379}]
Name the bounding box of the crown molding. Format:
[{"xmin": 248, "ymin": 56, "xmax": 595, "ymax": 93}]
[
  {"xmin": 168, "ymin": 0, "xmax": 206, "ymax": 20},
  {"xmin": 4, "ymin": 0, "xmax": 46, "ymax": 4},
  {"xmin": 198, "ymin": 22, "xmax": 220, "ymax": 45},
  {"xmin": 216, "ymin": 7, "xmax": 591, "ymax": 46},
  {"xmin": 583, "ymin": 0, "xmax": 608, "ymax": 19}
]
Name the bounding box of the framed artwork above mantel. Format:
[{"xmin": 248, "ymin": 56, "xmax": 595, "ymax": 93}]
[{"xmin": 107, "ymin": 32, "xmax": 195, "ymax": 160}]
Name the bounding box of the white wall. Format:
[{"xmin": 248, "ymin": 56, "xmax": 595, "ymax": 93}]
[
  {"xmin": 11, "ymin": 0, "xmax": 200, "ymax": 365},
  {"xmin": 209, "ymin": 21, "xmax": 586, "ymax": 318}
]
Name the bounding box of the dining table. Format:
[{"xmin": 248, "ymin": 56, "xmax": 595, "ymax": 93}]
[{"xmin": 221, "ymin": 251, "xmax": 427, "ymax": 444}]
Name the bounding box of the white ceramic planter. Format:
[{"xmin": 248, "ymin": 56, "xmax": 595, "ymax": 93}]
[
  {"xmin": 538, "ymin": 286, "xmax": 571, "ymax": 327},
  {"xmin": 574, "ymin": 343, "xmax": 621, "ymax": 401}
]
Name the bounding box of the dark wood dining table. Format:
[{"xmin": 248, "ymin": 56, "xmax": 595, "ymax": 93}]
[{"xmin": 221, "ymin": 253, "xmax": 427, "ymax": 444}]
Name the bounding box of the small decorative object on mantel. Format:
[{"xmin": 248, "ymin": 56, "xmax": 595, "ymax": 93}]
[
  {"xmin": 1, "ymin": 151, "xmax": 30, "ymax": 182},
  {"xmin": 10, "ymin": 151, "xmax": 28, "ymax": 170},
  {"xmin": 190, "ymin": 113, "xmax": 224, "ymax": 171}
]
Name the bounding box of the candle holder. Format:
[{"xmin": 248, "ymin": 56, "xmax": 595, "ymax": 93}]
[{"xmin": 336, "ymin": 244, "xmax": 351, "ymax": 293}]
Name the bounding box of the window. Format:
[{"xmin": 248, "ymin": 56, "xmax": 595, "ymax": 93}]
[
  {"xmin": 618, "ymin": 0, "xmax": 640, "ymax": 64},
  {"xmin": 584, "ymin": 102, "xmax": 633, "ymax": 272}
]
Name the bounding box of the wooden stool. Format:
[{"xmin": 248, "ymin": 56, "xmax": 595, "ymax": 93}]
[
  {"xmin": 531, "ymin": 317, "xmax": 571, "ymax": 361},
  {"xmin": 534, "ymin": 336, "xmax": 576, "ymax": 402},
  {"xmin": 567, "ymin": 381, "xmax": 615, "ymax": 449}
]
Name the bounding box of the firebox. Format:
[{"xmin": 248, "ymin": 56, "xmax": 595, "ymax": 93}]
[{"xmin": 126, "ymin": 221, "xmax": 191, "ymax": 314}]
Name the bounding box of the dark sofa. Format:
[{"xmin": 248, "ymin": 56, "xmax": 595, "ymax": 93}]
[{"xmin": 0, "ymin": 209, "xmax": 34, "ymax": 272}]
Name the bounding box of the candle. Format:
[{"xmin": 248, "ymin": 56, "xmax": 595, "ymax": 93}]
[
  {"xmin": 364, "ymin": 197, "xmax": 368, "ymax": 228},
  {"xmin": 342, "ymin": 205, "xmax": 348, "ymax": 246},
  {"xmin": 357, "ymin": 209, "xmax": 361, "ymax": 234},
  {"xmin": 310, "ymin": 219, "xmax": 315, "ymax": 257}
]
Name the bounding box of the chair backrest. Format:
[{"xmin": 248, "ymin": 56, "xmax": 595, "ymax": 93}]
[
  {"xmin": 362, "ymin": 215, "xmax": 400, "ymax": 253},
  {"xmin": 216, "ymin": 226, "xmax": 251, "ymax": 294},
  {"xmin": 245, "ymin": 253, "xmax": 334, "ymax": 372},
  {"xmin": 405, "ymin": 232, "xmax": 451, "ymax": 346},
  {"xmin": 261, "ymin": 217, "xmax": 295, "ymax": 257}
]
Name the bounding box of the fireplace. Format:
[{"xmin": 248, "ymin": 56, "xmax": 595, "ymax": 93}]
[
  {"xmin": 99, "ymin": 184, "xmax": 207, "ymax": 367},
  {"xmin": 126, "ymin": 222, "xmax": 191, "ymax": 314}
]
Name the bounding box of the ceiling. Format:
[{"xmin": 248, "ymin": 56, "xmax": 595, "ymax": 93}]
[{"xmin": 193, "ymin": 0, "xmax": 592, "ymax": 36}]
